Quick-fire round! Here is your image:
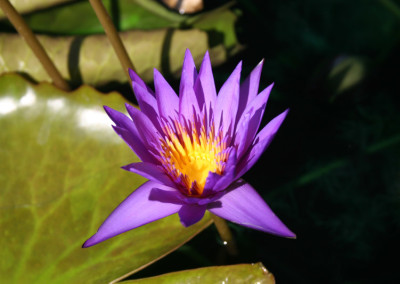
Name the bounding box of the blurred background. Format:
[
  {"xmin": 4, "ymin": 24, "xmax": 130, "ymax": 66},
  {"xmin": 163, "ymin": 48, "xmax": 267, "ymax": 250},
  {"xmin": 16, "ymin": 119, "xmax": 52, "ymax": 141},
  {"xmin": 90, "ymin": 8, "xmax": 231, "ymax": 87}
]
[
  {"xmin": 132, "ymin": 1, "xmax": 400, "ymax": 283},
  {"xmin": 1, "ymin": 0, "xmax": 399, "ymax": 283}
]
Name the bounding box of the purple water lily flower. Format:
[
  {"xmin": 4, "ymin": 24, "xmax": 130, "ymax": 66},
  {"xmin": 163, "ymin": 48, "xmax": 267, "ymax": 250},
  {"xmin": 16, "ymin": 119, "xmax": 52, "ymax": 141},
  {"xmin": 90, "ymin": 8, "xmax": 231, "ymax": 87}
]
[{"xmin": 83, "ymin": 50, "xmax": 295, "ymax": 248}]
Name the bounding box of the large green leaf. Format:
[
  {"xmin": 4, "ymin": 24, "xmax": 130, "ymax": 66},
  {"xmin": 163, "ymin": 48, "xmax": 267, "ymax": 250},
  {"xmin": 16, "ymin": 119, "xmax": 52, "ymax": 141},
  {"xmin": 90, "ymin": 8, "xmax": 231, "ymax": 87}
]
[
  {"xmin": 123, "ymin": 263, "xmax": 275, "ymax": 283},
  {"xmin": 21, "ymin": 0, "xmax": 187, "ymax": 34},
  {"xmin": 0, "ymin": 74, "xmax": 212, "ymax": 283},
  {"xmin": 0, "ymin": 0, "xmax": 75, "ymax": 19},
  {"xmin": 0, "ymin": 29, "xmax": 229, "ymax": 86},
  {"xmin": 0, "ymin": 0, "xmax": 240, "ymax": 87}
]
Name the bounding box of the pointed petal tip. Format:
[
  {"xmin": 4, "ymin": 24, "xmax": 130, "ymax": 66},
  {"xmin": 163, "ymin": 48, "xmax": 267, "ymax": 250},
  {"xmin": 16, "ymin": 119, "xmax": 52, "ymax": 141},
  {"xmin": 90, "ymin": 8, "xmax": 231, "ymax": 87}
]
[
  {"xmin": 120, "ymin": 164, "xmax": 130, "ymax": 171},
  {"xmin": 124, "ymin": 102, "xmax": 134, "ymax": 111},
  {"xmin": 234, "ymin": 60, "xmax": 243, "ymax": 73},
  {"xmin": 82, "ymin": 235, "xmax": 96, "ymax": 248},
  {"xmin": 201, "ymin": 51, "xmax": 211, "ymax": 65},
  {"xmin": 153, "ymin": 67, "xmax": 161, "ymax": 77},
  {"xmin": 266, "ymin": 82, "xmax": 275, "ymax": 91},
  {"xmin": 128, "ymin": 68, "xmax": 136, "ymax": 80},
  {"xmin": 184, "ymin": 48, "xmax": 193, "ymax": 57},
  {"xmin": 276, "ymin": 227, "xmax": 296, "ymax": 239},
  {"xmin": 280, "ymin": 108, "xmax": 290, "ymax": 118}
]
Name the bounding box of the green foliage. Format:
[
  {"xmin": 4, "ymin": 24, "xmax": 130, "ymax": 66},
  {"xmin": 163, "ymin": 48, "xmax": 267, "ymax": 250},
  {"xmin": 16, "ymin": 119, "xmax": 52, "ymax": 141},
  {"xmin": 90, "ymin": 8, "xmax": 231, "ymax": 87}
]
[
  {"xmin": 1, "ymin": 0, "xmax": 400, "ymax": 282},
  {"xmin": 124, "ymin": 263, "xmax": 275, "ymax": 284},
  {"xmin": 0, "ymin": 74, "xmax": 212, "ymax": 283},
  {"xmin": 0, "ymin": 0, "xmax": 241, "ymax": 87}
]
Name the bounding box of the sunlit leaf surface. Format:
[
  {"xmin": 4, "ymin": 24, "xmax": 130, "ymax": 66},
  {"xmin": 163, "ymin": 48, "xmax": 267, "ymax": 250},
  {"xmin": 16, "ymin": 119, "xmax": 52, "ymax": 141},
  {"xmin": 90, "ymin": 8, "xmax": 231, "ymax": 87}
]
[
  {"xmin": 0, "ymin": 28, "xmax": 236, "ymax": 86},
  {"xmin": 0, "ymin": 74, "xmax": 212, "ymax": 283},
  {"xmin": 0, "ymin": 0, "xmax": 240, "ymax": 87},
  {"xmin": 124, "ymin": 263, "xmax": 275, "ymax": 284},
  {"xmin": 0, "ymin": 30, "xmax": 223, "ymax": 86},
  {"xmin": 22, "ymin": 0, "xmax": 187, "ymax": 33},
  {"xmin": 0, "ymin": 0, "xmax": 74, "ymax": 19}
]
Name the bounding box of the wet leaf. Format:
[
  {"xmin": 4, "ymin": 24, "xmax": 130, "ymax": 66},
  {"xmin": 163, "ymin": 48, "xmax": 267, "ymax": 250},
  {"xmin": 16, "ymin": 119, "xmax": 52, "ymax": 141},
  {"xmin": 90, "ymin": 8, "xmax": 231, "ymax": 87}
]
[
  {"xmin": 21, "ymin": 0, "xmax": 186, "ymax": 34},
  {"xmin": 0, "ymin": 0, "xmax": 75, "ymax": 19},
  {"xmin": 123, "ymin": 263, "xmax": 275, "ymax": 283},
  {"xmin": 0, "ymin": 74, "xmax": 212, "ymax": 283},
  {"xmin": 0, "ymin": 0, "xmax": 240, "ymax": 86},
  {"xmin": 0, "ymin": 29, "xmax": 231, "ymax": 86}
]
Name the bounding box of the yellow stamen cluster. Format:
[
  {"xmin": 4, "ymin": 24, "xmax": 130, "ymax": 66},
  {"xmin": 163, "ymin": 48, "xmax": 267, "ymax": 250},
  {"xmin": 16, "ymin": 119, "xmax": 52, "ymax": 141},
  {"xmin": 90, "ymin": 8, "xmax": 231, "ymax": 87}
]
[{"xmin": 160, "ymin": 118, "xmax": 228, "ymax": 196}]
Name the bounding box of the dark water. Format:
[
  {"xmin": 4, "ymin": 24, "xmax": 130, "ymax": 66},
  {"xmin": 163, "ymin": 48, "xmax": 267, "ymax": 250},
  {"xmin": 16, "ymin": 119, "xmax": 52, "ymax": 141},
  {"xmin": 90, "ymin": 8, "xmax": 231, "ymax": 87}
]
[{"xmin": 131, "ymin": 0, "xmax": 400, "ymax": 283}]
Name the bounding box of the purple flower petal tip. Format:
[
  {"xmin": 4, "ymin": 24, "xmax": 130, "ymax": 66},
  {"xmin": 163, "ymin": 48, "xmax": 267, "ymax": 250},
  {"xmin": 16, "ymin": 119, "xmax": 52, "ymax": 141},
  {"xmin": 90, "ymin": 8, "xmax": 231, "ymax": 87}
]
[
  {"xmin": 208, "ymin": 180, "xmax": 295, "ymax": 238},
  {"xmin": 85, "ymin": 50, "xmax": 294, "ymax": 246},
  {"xmin": 128, "ymin": 68, "xmax": 136, "ymax": 80}
]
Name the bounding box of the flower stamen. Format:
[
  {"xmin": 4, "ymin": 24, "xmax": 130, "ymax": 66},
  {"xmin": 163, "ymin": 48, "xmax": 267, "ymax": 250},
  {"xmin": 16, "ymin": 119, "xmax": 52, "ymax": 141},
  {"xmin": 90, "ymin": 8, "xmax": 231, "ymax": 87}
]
[{"xmin": 159, "ymin": 117, "xmax": 228, "ymax": 196}]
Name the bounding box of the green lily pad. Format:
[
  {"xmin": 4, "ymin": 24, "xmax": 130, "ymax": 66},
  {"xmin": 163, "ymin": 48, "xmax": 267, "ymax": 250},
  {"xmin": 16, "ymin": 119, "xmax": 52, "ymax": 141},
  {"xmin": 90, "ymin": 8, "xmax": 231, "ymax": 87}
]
[
  {"xmin": 0, "ymin": 27, "xmax": 236, "ymax": 87},
  {"xmin": 21, "ymin": 0, "xmax": 187, "ymax": 34},
  {"xmin": 123, "ymin": 263, "xmax": 275, "ymax": 283},
  {"xmin": 0, "ymin": 0, "xmax": 241, "ymax": 87},
  {"xmin": 0, "ymin": 74, "xmax": 212, "ymax": 283},
  {"xmin": 0, "ymin": 0, "xmax": 75, "ymax": 19}
]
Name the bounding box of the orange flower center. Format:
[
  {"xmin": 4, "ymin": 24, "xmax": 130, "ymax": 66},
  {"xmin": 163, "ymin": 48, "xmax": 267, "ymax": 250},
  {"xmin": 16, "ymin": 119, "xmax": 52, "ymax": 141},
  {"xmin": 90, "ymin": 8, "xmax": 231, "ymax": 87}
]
[{"xmin": 159, "ymin": 118, "xmax": 228, "ymax": 196}]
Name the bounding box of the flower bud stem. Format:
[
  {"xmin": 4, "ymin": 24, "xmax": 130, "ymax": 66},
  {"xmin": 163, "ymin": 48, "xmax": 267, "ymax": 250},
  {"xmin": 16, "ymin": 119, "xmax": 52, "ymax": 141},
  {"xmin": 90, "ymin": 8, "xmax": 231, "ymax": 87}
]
[
  {"xmin": 0, "ymin": 0, "xmax": 70, "ymax": 91},
  {"xmin": 211, "ymin": 214, "xmax": 238, "ymax": 256},
  {"xmin": 89, "ymin": 0, "xmax": 135, "ymax": 80}
]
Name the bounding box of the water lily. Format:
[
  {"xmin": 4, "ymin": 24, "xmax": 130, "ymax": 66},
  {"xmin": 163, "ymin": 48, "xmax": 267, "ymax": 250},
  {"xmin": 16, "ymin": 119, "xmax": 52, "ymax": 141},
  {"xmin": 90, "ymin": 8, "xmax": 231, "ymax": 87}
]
[{"xmin": 83, "ymin": 50, "xmax": 295, "ymax": 247}]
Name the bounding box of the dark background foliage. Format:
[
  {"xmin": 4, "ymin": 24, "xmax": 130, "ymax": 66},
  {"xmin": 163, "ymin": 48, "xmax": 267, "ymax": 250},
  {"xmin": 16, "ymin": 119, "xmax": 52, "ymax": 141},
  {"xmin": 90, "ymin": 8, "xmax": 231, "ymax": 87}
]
[
  {"xmin": 131, "ymin": 0, "xmax": 400, "ymax": 283},
  {"xmin": 1, "ymin": 0, "xmax": 399, "ymax": 282}
]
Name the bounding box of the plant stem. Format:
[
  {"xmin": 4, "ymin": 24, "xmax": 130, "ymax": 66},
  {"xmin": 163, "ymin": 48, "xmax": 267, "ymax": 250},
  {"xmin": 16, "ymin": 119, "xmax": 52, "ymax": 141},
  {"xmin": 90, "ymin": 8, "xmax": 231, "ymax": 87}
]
[
  {"xmin": 0, "ymin": 0, "xmax": 70, "ymax": 91},
  {"xmin": 89, "ymin": 0, "xmax": 135, "ymax": 80},
  {"xmin": 211, "ymin": 214, "xmax": 238, "ymax": 256}
]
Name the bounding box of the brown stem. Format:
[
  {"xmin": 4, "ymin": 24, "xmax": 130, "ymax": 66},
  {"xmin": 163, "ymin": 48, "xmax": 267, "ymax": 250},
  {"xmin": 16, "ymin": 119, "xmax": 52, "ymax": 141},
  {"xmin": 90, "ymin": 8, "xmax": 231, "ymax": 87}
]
[
  {"xmin": 211, "ymin": 214, "xmax": 238, "ymax": 256},
  {"xmin": 89, "ymin": 0, "xmax": 135, "ymax": 80},
  {"xmin": 0, "ymin": 0, "xmax": 70, "ymax": 91}
]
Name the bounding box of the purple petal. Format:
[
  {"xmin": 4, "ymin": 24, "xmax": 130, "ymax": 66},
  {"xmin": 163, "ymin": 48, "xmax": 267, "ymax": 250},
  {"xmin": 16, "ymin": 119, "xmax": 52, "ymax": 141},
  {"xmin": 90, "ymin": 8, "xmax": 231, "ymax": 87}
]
[
  {"xmin": 104, "ymin": 105, "xmax": 135, "ymax": 132},
  {"xmin": 234, "ymin": 83, "xmax": 274, "ymax": 158},
  {"xmin": 125, "ymin": 103, "xmax": 160, "ymax": 151},
  {"xmin": 215, "ymin": 61, "xmax": 241, "ymax": 136},
  {"xmin": 194, "ymin": 51, "xmax": 217, "ymax": 116},
  {"xmin": 203, "ymin": 147, "xmax": 237, "ymax": 196},
  {"xmin": 179, "ymin": 49, "xmax": 198, "ymax": 94},
  {"xmin": 150, "ymin": 188, "xmax": 221, "ymax": 206},
  {"xmin": 104, "ymin": 106, "xmax": 154, "ymax": 163},
  {"xmin": 208, "ymin": 180, "xmax": 295, "ymax": 237},
  {"xmin": 122, "ymin": 162, "xmax": 175, "ymax": 188},
  {"xmin": 112, "ymin": 125, "xmax": 156, "ymax": 163},
  {"xmin": 236, "ymin": 60, "xmax": 264, "ymax": 121},
  {"xmin": 178, "ymin": 204, "xmax": 207, "ymax": 227},
  {"xmin": 82, "ymin": 181, "xmax": 181, "ymax": 247},
  {"xmin": 236, "ymin": 109, "xmax": 289, "ymax": 178},
  {"xmin": 154, "ymin": 68, "xmax": 179, "ymax": 120},
  {"xmin": 149, "ymin": 188, "xmax": 184, "ymax": 204},
  {"xmin": 213, "ymin": 148, "xmax": 237, "ymax": 191},
  {"xmin": 129, "ymin": 68, "xmax": 155, "ymax": 96},
  {"xmin": 179, "ymin": 74, "xmax": 201, "ymax": 119},
  {"xmin": 132, "ymin": 82, "xmax": 161, "ymax": 132}
]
